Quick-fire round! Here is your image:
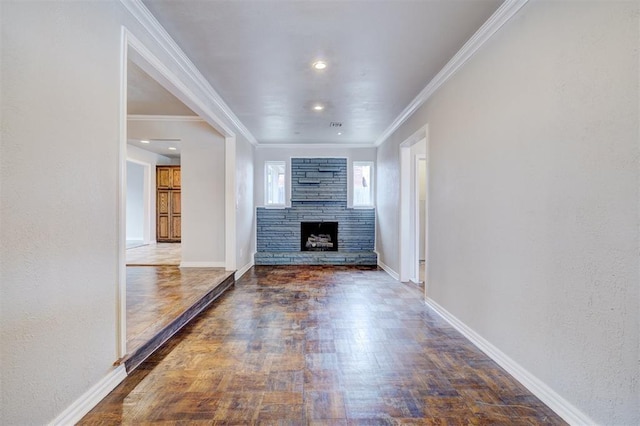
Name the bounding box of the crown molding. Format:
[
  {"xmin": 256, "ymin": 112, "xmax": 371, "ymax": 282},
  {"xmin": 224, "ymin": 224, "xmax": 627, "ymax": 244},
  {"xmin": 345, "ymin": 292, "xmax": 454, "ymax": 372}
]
[
  {"xmin": 120, "ymin": 0, "xmax": 258, "ymax": 146},
  {"xmin": 127, "ymin": 114, "xmax": 204, "ymax": 122},
  {"xmin": 256, "ymin": 143, "xmax": 375, "ymax": 150},
  {"xmin": 124, "ymin": 28, "xmax": 236, "ymax": 138},
  {"xmin": 374, "ymin": 0, "xmax": 529, "ymax": 147}
]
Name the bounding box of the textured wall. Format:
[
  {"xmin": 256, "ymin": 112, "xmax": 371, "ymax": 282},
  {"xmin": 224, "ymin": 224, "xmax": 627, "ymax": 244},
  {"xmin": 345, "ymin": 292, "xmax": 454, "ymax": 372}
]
[
  {"xmin": 0, "ymin": 2, "xmax": 124, "ymax": 423},
  {"xmin": 0, "ymin": 1, "xmax": 254, "ymax": 423},
  {"xmin": 181, "ymin": 123, "xmax": 225, "ymax": 264},
  {"xmin": 376, "ymin": 140, "xmax": 401, "ymax": 271},
  {"xmin": 236, "ymin": 136, "xmax": 255, "ymax": 271},
  {"xmin": 376, "ymin": 1, "xmax": 639, "ymax": 423}
]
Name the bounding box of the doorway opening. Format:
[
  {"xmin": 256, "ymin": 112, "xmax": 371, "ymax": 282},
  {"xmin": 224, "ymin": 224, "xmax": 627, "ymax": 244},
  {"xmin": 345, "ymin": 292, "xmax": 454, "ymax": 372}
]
[
  {"xmin": 121, "ymin": 44, "xmax": 188, "ymax": 362},
  {"xmin": 399, "ymin": 125, "xmax": 429, "ymax": 299},
  {"xmin": 118, "ymin": 29, "xmax": 237, "ymax": 362},
  {"xmin": 415, "ymin": 156, "xmax": 427, "ymax": 284}
]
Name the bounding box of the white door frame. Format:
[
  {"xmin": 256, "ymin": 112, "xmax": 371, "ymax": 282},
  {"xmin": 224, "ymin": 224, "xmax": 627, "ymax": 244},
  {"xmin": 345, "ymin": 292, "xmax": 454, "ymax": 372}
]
[
  {"xmin": 118, "ymin": 28, "xmax": 238, "ymax": 358},
  {"xmin": 413, "ymin": 155, "xmax": 427, "ymax": 283},
  {"xmin": 399, "ymin": 125, "xmax": 429, "ymax": 296}
]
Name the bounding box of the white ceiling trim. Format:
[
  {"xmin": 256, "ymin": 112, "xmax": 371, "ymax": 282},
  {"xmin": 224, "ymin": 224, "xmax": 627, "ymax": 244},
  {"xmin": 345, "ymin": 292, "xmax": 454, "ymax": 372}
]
[
  {"xmin": 256, "ymin": 143, "xmax": 376, "ymax": 150},
  {"xmin": 374, "ymin": 0, "xmax": 529, "ymax": 147},
  {"xmin": 127, "ymin": 114, "xmax": 204, "ymax": 122},
  {"xmin": 120, "ymin": 0, "xmax": 258, "ymax": 146}
]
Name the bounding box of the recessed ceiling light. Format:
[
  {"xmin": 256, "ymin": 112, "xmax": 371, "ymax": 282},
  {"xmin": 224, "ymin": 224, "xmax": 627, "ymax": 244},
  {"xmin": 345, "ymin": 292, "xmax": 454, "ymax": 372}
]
[
  {"xmin": 312, "ymin": 61, "xmax": 327, "ymax": 70},
  {"xmin": 313, "ymin": 104, "xmax": 324, "ymax": 111},
  {"xmin": 337, "ymin": 132, "xmax": 342, "ymax": 136},
  {"xmin": 168, "ymin": 147, "xmax": 177, "ymax": 151},
  {"xmin": 140, "ymin": 139, "xmax": 150, "ymax": 144}
]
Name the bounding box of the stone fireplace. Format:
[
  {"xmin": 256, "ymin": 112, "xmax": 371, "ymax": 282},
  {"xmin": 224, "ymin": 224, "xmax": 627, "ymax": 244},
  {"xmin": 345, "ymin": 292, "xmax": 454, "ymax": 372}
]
[
  {"xmin": 255, "ymin": 158, "xmax": 376, "ymax": 265},
  {"xmin": 301, "ymin": 222, "xmax": 338, "ymax": 251}
]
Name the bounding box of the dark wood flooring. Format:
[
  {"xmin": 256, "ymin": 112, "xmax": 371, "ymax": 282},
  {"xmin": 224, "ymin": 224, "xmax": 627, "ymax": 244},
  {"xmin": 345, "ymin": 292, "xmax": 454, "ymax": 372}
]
[
  {"xmin": 126, "ymin": 266, "xmax": 234, "ymax": 358},
  {"xmin": 125, "ymin": 266, "xmax": 235, "ymax": 372},
  {"xmin": 81, "ymin": 266, "xmax": 565, "ymax": 425}
]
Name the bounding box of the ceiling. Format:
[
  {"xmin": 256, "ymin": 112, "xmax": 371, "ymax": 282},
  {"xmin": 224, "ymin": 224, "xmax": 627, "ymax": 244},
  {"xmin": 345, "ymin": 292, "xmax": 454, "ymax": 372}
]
[
  {"xmin": 135, "ymin": 0, "xmax": 503, "ymax": 146},
  {"xmin": 128, "ymin": 60, "xmax": 195, "ymax": 116},
  {"xmin": 127, "ymin": 60, "xmax": 186, "ymax": 158},
  {"xmin": 127, "ymin": 136, "xmax": 182, "ymax": 158}
]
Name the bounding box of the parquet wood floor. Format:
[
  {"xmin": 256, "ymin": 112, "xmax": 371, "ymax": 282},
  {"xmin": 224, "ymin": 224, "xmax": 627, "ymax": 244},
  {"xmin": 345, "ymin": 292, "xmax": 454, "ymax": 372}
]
[
  {"xmin": 127, "ymin": 266, "xmax": 234, "ymax": 360},
  {"xmin": 82, "ymin": 266, "xmax": 565, "ymax": 425}
]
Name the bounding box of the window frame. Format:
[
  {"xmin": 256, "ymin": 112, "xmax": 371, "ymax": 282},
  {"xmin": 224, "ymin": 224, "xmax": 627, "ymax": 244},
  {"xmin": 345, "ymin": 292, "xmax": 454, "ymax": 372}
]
[
  {"xmin": 264, "ymin": 160, "xmax": 286, "ymax": 207},
  {"xmin": 352, "ymin": 161, "xmax": 374, "ymax": 208}
]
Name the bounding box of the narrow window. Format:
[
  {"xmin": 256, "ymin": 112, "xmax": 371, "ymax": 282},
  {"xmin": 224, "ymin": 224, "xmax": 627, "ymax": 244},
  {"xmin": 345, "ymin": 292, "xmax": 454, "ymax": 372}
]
[
  {"xmin": 353, "ymin": 161, "xmax": 374, "ymax": 207},
  {"xmin": 265, "ymin": 161, "xmax": 286, "ymax": 206}
]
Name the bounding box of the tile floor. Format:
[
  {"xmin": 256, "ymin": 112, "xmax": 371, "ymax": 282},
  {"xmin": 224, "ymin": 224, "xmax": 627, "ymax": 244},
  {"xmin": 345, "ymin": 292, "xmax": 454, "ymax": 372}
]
[{"xmin": 127, "ymin": 243, "xmax": 181, "ymax": 266}]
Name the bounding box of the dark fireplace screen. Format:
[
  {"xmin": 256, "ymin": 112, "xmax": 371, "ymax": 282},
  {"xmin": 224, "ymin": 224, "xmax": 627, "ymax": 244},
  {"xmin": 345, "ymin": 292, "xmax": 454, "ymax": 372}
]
[{"xmin": 301, "ymin": 222, "xmax": 338, "ymax": 251}]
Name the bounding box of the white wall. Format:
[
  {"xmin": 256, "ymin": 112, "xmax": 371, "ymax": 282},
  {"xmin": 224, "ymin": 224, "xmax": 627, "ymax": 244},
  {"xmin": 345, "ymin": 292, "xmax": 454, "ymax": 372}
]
[
  {"xmin": 126, "ymin": 161, "xmax": 145, "ymax": 241},
  {"xmin": 254, "ymin": 146, "xmax": 377, "ymax": 208},
  {"xmin": 376, "ymin": 140, "xmax": 401, "ymax": 270},
  {"xmin": 376, "ymin": 1, "xmax": 639, "ymax": 424},
  {"xmin": 236, "ymin": 137, "xmax": 255, "ymax": 273},
  {"xmin": 182, "ymin": 123, "xmax": 225, "ymax": 265},
  {"xmin": 0, "ymin": 1, "xmax": 253, "ymax": 423},
  {"xmin": 128, "ymin": 118, "xmax": 226, "ymax": 265},
  {"xmin": 1, "ymin": 2, "xmax": 124, "ymax": 423}
]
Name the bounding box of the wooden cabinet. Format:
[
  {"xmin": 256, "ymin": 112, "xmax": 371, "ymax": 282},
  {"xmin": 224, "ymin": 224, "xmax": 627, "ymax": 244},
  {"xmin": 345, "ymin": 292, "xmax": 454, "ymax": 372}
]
[
  {"xmin": 157, "ymin": 166, "xmax": 181, "ymax": 190},
  {"xmin": 156, "ymin": 166, "xmax": 181, "ymax": 242}
]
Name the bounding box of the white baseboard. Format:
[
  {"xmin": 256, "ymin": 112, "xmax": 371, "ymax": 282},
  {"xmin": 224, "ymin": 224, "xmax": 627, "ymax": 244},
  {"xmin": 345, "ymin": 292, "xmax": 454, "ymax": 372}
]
[
  {"xmin": 49, "ymin": 364, "xmax": 127, "ymax": 426},
  {"xmin": 179, "ymin": 261, "xmax": 226, "ymax": 268},
  {"xmin": 425, "ymin": 298, "xmax": 596, "ymax": 426},
  {"xmin": 377, "ymin": 256, "xmax": 399, "ymax": 281},
  {"xmin": 235, "ymin": 259, "xmax": 254, "ymax": 280}
]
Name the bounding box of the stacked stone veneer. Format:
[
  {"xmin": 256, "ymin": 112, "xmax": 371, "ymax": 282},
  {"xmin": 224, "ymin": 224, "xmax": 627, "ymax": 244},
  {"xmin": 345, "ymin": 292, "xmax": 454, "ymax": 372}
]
[{"xmin": 255, "ymin": 158, "xmax": 377, "ymax": 265}]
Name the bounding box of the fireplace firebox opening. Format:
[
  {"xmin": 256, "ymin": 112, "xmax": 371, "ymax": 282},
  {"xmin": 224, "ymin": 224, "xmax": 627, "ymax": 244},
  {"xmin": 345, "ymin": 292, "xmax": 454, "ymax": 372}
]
[{"xmin": 301, "ymin": 222, "xmax": 338, "ymax": 251}]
